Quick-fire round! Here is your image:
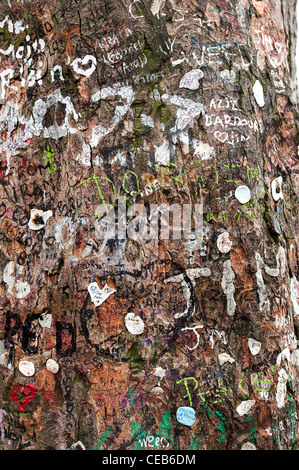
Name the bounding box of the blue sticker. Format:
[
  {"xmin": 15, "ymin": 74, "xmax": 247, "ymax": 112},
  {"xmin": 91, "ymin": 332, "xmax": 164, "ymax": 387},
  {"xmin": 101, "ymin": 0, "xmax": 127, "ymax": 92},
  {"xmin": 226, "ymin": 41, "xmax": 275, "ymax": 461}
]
[{"xmin": 176, "ymin": 407, "xmax": 196, "ymax": 427}]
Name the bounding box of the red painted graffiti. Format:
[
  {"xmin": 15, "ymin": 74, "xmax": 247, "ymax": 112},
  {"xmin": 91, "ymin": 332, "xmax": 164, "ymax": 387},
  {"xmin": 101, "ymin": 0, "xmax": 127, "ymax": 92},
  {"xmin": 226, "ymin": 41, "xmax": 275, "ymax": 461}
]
[{"xmin": 9, "ymin": 383, "xmax": 38, "ymax": 412}]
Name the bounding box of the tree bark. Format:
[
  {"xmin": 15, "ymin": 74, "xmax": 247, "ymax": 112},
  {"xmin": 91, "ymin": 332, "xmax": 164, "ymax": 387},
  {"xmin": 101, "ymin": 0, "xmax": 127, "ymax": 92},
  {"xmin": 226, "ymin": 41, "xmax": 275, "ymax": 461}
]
[{"xmin": 0, "ymin": 0, "xmax": 298, "ymax": 451}]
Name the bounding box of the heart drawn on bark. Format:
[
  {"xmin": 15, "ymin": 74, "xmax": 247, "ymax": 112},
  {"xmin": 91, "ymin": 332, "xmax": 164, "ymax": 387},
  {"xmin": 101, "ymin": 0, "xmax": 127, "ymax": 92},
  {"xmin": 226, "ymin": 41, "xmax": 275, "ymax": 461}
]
[
  {"xmin": 71, "ymin": 54, "xmax": 97, "ymax": 78},
  {"xmin": 214, "ymin": 131, "xmax": 228, "ymax": 143},
  {"xmin": 9, "ymin": 383, "xmax": 38, "ymax": 412}
]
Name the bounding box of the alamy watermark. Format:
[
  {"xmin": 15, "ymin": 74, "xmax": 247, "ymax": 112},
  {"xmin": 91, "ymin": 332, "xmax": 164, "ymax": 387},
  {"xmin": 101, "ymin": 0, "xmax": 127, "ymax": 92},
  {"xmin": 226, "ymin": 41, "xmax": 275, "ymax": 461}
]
[{"xmin": 93, "ymin": 196, "xmax": 204, "ymax": 243}]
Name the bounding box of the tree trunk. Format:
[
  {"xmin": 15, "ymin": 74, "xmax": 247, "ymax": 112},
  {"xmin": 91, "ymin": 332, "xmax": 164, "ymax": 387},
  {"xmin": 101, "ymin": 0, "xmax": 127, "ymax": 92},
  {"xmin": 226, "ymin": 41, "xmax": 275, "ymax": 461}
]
[{"xmin": 0, "ymin": 0, "xmax": 298, "ymax": 451}]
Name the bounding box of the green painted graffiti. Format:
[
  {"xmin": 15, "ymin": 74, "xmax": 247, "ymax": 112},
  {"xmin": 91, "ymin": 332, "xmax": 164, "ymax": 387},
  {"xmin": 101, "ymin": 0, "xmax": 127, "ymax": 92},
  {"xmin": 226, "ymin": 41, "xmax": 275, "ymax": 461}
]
[
  {"xmin": 93, "ymin": 427, "xmax": 113, "ymax": 450},
  {"xmin": 157, "ymin": 410, "xmax": 173, "ymax": 445},
  {"xmin": 77, "ymin": 173, "xmax": 117, "ymax": 213},
  {"xmin": 132, "ymin": 410, "xmax": 174, "ymax": 450},
  {"xmin": 288, "ymin": 395, "xmax": 298, "ymax": 449},
  {"xmin": 246, "ymin": 413, "xmax": 257, "ymax": 445},
  {"xmin": 43, "ymin": 145, "xmax": 57, "ymax": 174},
  {"xmin": 201, "ymin": 404, "xmax": 226, "ymax": 449}
]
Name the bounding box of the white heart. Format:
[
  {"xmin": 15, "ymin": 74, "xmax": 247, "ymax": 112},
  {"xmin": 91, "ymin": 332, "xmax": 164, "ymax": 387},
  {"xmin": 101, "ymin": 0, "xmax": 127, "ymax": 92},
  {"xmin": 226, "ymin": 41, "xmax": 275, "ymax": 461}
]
[
  {"xmin": 214, "ymin": 131, "xmax": 228, "ymax": 143},
  {"xmin": 71, "ymin": 54, "xmax": 97, "ymax": 78},
  {"xmin": 88, "ymin": 282, "xmax": 115, "ymax": 307}
]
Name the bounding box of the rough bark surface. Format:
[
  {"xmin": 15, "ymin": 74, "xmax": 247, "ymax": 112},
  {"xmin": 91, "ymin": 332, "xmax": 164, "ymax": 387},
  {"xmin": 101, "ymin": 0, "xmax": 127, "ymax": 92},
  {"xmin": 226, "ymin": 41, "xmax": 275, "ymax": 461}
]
[{"xmin": 0, "ymin": 0, "xmax": 298, "ymax": 451}]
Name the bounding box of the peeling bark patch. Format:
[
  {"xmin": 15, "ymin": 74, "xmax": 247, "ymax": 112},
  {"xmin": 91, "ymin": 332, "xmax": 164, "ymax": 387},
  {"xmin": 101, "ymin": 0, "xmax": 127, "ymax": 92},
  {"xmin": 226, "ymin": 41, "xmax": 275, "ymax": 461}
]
[
  {"xmin": 255, "ymin": 247, "xmax": 286, "ymax": 312},
  {"xmin": 291, "ymin": 277, "xmax": 299, "ymax": 316},
  {"xmin": 236, "ymin": 400, "xmax": 256, "ymax": 416},
  {"xmin": 217, "ymin": 232, "xmax": 232, "ymax": 253},
  {"xmin": 221, "ymin": 260, "xmax": 236, "ymax": 316},
  {"xmin": 276, "ymin": 368, "xmax": 288, "ymax": 408},
  {"xmin": 29, "ymin": 209, "xmax": 52, "ymax": 230},
  {"xmin": 179, "ymin": 69, "xmax": 204, "ymax": 90},
  {"xmin": 125, "ymin": 313, "xmax": 145, "ymax": 335},
  {"xmin": 218, "ymin": 353, "xmax": 235, "ymax": 365},
  {"xmin": 3, "ymin": 261, "xmax": 31, "ymax": 299}
]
